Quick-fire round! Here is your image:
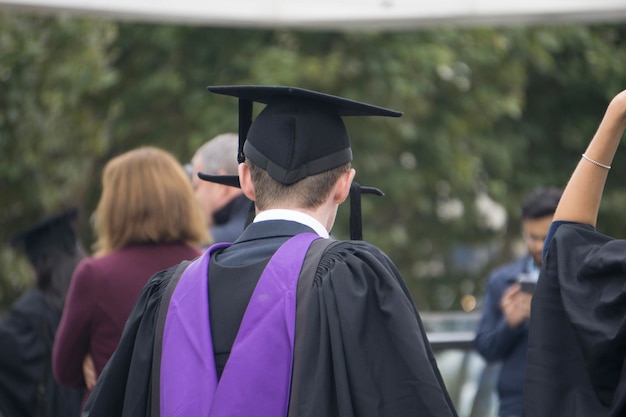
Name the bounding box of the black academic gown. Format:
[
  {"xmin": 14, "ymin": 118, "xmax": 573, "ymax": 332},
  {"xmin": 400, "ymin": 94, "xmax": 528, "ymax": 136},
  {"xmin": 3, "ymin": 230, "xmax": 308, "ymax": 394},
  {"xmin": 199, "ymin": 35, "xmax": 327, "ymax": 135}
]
[
  {"xmin": 0, "ymin": 288, "xmax": 83, "ymax": 417},
  {"xmin": 524, "ymin": 223, "xmax": 626, "ymax": 417},
  {"xmin": 83, "ymin": 220, "xmax": 458, "ymax": 417}
]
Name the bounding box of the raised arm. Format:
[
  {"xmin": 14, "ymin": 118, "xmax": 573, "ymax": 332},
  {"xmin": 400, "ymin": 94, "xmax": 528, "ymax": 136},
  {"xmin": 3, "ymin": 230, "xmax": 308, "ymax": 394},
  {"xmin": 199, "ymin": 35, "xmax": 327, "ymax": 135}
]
[{"xmin": 554, "ymin": 90, "xmax": 626, "ymax": 226}]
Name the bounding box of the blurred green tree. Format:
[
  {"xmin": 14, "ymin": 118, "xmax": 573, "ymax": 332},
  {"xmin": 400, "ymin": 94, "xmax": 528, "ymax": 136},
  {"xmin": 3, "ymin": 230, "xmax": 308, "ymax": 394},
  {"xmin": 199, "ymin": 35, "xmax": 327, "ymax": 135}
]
[
  {"xmin": 0, "ymin": 12, "xmax": 117, "ymax": 308},
  {"xmin": 2, "ymin": 13, "xmax": 626, "ymax": 313}
]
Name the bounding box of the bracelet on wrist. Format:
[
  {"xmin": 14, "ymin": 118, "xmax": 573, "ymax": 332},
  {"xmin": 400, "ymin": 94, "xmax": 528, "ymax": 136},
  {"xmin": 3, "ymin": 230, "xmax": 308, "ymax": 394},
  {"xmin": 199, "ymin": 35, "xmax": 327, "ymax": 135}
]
[{"xmin": 581, "ymin": 153, "xmax": 611, "ymax": 170}]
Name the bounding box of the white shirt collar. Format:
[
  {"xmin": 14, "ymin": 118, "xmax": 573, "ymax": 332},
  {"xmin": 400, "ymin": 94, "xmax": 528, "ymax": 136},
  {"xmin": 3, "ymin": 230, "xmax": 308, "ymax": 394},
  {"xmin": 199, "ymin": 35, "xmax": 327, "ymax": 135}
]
[{"xmin": 253, "ymin": 209, "xmax": 330, "ymax": 238}]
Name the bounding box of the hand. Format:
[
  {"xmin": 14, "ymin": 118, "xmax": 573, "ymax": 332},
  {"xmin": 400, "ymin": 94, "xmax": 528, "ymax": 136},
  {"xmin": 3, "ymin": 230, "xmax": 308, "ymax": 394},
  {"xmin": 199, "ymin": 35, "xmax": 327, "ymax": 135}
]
[
  {"xmin": 500, "ymin": 283, "xmax": 532, "ymax": 328},
  {"xmin": 82, "ymin": 354, "xmax": 97, "ymax": 390},
  {"xmin": 606, "ymin": 89, "xmax": 626, "ymax": 130}
]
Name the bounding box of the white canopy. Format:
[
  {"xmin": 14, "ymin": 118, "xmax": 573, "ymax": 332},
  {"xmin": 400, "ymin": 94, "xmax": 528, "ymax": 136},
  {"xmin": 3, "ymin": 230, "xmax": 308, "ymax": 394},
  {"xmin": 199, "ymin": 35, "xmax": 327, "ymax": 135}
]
[{"xmin": 1, "ymin": 0, "xmax": 625, "ymax": 29}]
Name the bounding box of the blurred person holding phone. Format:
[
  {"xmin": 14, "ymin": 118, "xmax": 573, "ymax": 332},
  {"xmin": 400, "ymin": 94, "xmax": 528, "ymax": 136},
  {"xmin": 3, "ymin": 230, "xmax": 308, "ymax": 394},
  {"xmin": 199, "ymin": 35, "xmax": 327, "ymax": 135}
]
[{"xmin": 474, "ymin": 187, "xmax": 562, "ymax": 417}]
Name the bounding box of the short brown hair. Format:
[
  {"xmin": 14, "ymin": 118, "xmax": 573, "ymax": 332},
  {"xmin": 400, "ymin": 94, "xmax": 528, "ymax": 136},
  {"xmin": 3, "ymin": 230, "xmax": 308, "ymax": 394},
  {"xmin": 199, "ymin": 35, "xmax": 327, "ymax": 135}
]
[
  {"xmin": 93, "ymin": 146, "xmax": 209, "ymax": 255},
  {"xmin": 248, "ymin": 161, "xmax": 350, "ymax": 211}
]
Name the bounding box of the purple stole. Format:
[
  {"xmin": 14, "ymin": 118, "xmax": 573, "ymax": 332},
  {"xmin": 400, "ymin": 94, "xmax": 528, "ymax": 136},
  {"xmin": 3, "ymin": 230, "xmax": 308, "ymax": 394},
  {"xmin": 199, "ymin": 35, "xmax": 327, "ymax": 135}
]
[{"xmin": 159, "ymin": 233, "xmax": 320, "ymax": 417}]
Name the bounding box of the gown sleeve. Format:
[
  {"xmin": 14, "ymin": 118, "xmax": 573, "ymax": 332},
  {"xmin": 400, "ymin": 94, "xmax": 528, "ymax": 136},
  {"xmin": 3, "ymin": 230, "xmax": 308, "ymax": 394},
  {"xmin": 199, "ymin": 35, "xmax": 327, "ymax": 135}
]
[
  {"xmin": 83, "ymin": 267, "xmax": 174, "ymax": 417},
  {"xmin": 292, "ymin": 240, "xmax": 458, "ymax": 417},
  {"xmin": 525, "ymin": 223, "xmax": 626, "ymax": 417},
  {"xmin": 0, "ymin": 293, "xmax": 37, "ymax": 372},
  {"xmin": 0, "ymin": 290, "xmax": 46, "ymax": 393}
]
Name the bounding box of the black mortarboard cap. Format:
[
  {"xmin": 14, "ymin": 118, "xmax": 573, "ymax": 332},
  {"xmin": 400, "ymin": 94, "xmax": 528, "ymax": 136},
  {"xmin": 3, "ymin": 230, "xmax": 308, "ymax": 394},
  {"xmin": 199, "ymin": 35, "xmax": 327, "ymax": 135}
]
[
  {"xmin": 206, "ymin": 85, "xmax": 402, "ymax": 185},
  {"xmin": 11, "ymin": 208, "xmax": 79, "ymax": 261},
  {"xmin": 202, "ymin": 85, "xmax": 402, "ymax": 240}
]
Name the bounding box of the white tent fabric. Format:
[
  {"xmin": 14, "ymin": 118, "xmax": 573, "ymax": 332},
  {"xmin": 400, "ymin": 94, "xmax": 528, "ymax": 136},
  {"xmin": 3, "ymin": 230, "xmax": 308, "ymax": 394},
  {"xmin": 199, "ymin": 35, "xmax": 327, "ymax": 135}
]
[{"xmin": 0, "ymin": 0, "xmax": 625, "ymax": 29}]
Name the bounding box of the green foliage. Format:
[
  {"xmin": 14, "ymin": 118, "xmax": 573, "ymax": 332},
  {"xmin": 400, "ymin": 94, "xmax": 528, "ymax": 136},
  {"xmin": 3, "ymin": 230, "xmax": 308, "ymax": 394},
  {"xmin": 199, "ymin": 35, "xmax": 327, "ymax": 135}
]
[
  {"xmin": 2, "ymin": 13, "xmax": 626, "ymax": 312},
  {"xmin": 0, "ymin": 12, "xmax": 117, "ymax": 308}
]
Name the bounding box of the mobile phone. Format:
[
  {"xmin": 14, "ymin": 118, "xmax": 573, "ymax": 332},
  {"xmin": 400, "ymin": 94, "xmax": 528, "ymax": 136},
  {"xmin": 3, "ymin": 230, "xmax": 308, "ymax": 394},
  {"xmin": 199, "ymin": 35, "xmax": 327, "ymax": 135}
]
[
  {"xmin": 517, "ymin": 272, "xmax": 538, "ymax": 294},
  {"xmin": 519, "ymin": 281, "xmax": 537, "ymax": 294}
]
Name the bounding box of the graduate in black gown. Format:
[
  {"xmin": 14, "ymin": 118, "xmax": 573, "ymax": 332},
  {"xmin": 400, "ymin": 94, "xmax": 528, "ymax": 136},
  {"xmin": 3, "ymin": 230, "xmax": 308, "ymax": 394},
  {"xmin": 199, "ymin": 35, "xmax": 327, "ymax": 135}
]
[
  {"xmin": 83, "ymin": 86, "xmax": 458, "ymax": 417},
  {"xmin": 0, "ymin": 209, "xmax": 84, "ymax": 417},
  {"xmin": 523, "ymin": 89, "xmax": 626, "ymax": 417}
]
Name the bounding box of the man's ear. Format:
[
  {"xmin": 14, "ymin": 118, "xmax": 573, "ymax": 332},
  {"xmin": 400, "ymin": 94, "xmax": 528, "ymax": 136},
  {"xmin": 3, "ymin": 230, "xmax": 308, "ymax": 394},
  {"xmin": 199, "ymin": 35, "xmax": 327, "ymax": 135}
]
[
  {"xmin": 333, "ymin": 168, "xmax": 356, "ymax": 204},
  {"xmin": 238, "ymin": 163, "xmax": 256, "ymax": 201}
]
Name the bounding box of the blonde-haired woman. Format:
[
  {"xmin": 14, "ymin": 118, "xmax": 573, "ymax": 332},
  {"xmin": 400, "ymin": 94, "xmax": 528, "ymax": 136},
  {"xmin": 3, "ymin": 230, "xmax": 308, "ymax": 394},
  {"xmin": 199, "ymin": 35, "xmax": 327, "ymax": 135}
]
[{"xmin": 52, "ymin": 147, "xmax": 209, "ymax": 406}]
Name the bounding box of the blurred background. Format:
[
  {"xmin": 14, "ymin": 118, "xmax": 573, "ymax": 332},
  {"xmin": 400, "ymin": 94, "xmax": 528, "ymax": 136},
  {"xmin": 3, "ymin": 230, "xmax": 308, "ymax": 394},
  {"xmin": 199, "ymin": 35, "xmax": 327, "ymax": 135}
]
[{"xmin": 1, "ymin": 3, "xmax": 626, "ymax": 415}]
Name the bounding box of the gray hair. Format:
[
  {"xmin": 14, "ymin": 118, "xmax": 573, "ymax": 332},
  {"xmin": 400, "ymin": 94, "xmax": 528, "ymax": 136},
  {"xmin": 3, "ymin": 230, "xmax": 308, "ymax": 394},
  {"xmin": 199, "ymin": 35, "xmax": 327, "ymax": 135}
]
[{"xmin": 193, "ymin": 133, "xmax": 239, "ymax": 175}]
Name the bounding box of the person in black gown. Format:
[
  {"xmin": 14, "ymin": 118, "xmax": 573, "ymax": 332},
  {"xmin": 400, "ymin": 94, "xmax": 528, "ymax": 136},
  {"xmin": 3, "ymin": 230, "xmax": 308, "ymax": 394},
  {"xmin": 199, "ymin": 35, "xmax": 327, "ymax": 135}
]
[
  {"xmin": 523, "ymin": 88, "xmax": 626, "ymax": 417},
  {"xmin": 0, "ymin": 209, "xmax": 84, "ymax": 417},
  {"xmin": 83, "ymin": 85, "xmax": 459, "ymax": 417}
]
